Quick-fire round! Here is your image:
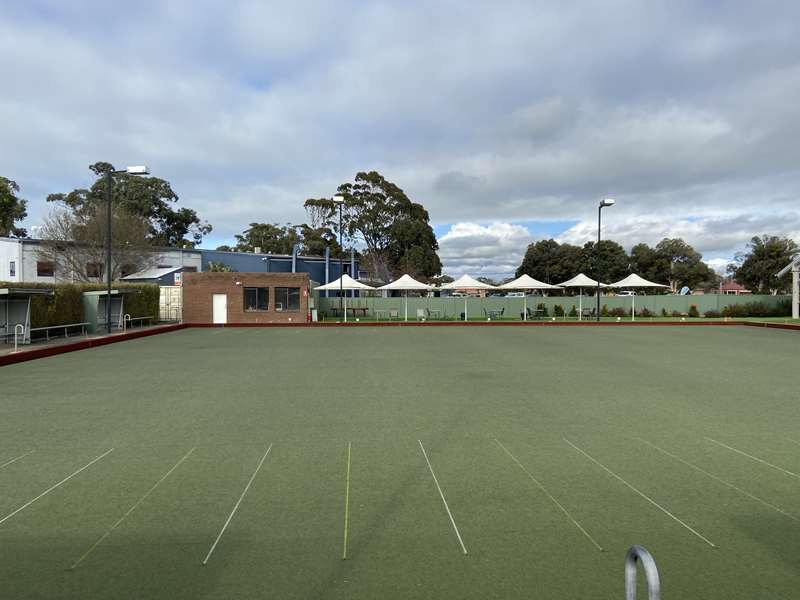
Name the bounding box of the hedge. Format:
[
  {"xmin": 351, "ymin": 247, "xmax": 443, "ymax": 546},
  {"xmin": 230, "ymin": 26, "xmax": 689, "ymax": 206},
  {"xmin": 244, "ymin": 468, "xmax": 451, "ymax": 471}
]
[
  {"xmin": 0, "ymin": 282, "xmax": 160, "ymax": 327},
  {"xmin": 721, "ymin": 300, "xmax": 791, "ymax": 318}
]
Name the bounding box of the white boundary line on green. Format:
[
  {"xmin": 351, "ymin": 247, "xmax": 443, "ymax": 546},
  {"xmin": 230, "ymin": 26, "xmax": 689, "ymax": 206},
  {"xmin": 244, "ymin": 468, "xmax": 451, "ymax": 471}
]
[
  {"xmin": 342, "ymin": 441, "xmax": 352, "ymax": 560},
  {"xmin": 564, "ymin": 438, "xmax": 717, "ymax": 548},
  {"xmin": 202, "ymin": 444, "xmax": 273, "ymax": 565},
  {"xmin": 494, "ymin": 439, "xmax": 603, "ymax": 551},
  {"xmin": 705, "ymin": 437, "xmax": 800, "ymax": 480},
  {"xmin": 0, "ymin": 450, "xmax": 35, "ymax": 470},
  {"xmin": 70, "ymin": 446, "xmax": 197, "ymax": 570},
  {"xmin": 635, "ymin": 437, "xmax": 800, "ymax": 523},
  {"xmin": 418, "ymin": 440, "xmax": 468, "ymax": 555},
  {"xmin": 0, "ymin": 448, "xmax": 115, "ymax": 527}
]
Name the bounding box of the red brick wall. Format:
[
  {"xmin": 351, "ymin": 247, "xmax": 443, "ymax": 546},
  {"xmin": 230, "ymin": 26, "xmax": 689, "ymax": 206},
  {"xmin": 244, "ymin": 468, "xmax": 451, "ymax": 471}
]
[{"xmin": 182, "ymin": 272, "xmax": 310, "ymax": 324}]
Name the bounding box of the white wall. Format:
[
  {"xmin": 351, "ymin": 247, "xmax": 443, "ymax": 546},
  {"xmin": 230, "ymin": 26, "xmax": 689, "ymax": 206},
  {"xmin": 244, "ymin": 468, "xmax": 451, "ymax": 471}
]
[
  {"xmin": 0, "ymin": 238, "xmax": 21, "ymax": 282},
  {"xmin": 22, "ymin": 241, "xmax": 56, "ymax": 283}
]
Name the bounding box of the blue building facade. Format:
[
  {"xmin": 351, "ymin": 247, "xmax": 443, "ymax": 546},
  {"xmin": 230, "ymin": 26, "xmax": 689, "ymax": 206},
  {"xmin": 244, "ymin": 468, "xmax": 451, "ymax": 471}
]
[{"xmin": 199, "ymin": 247, "xmax": 364, "ymax": 296}]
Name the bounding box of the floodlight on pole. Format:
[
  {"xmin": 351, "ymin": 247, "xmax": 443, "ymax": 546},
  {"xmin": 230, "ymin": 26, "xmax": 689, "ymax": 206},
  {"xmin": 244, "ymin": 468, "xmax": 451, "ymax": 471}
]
[
  {"xmin": 596, "ymin": 198, "xmax": 615, "ymax": 321},
  {"xmin": 332, "ymin": 195, "xmax": 346, "ymax": 322},
  {"xmin": 105, "ymin": 165, "xmax": 151, "ymax": 334},
  {"xmin": 125, "ymin": 165, "xmax": 150, "ymax": 175}
]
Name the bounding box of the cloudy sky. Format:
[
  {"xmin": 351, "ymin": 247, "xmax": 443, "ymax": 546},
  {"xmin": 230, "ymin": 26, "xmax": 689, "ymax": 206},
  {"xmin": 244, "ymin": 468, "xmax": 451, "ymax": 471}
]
[{"xmin": 3, "ymin": 1, "xmax": 800, "ymax": 278}]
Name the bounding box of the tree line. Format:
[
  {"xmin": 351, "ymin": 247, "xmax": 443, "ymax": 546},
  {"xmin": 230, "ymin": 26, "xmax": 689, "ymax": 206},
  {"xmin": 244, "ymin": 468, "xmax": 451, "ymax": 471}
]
[
  {"xmin": 1, "ymin": 165, "xmax": 796, "ymax": 291},
  {"xmin": 0, "ymin": 166, "xmax": 442, "ymax": 282},
  {"xmin": 215, "ymin": 171, "xmax": 443, "ymax": 282},
  {"xmin": 516, "ymin": 235, "xmax": 798, "ymax": 294}
]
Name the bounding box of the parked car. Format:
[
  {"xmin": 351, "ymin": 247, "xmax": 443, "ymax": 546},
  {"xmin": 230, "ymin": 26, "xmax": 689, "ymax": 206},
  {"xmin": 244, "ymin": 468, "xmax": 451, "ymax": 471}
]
[
  {"xmin": 505, "ymin": 292, "xmax": 526, "ymax": 298},
  {"xmin": 617, "ymin": 290, "xmax": 636, "ymax": 297}
]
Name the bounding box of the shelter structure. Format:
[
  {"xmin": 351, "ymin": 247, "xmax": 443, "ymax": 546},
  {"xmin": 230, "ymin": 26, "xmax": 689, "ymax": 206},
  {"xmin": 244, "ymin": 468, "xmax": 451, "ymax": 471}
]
[
  {"xmin": 777, "ymin": 256, "xmax": 800, "ymax": 319},
  {"xmin": 556, "ymin": 273, "xmax": 606, "ymax": 320},
  {"xmin": 315, "ymin": 274, "xmax": 375, "ymax": 322},
  {"xmin": 608, "ymin": 274, "xmax": 669, "ymax": 320},
  {"xmin": 442, "ymin": 275, "xmax": 495, "ymax": 321},
  {"xmin": 377, "ymin": 274, "xmax": 432, "ymax": 322},
  {"xmin": 499, "ymin": 275, "xmax": 561, "ymax": 320},
  {"xmin": 0, "ymin": 287, "xmax": 54, "ymax": 344},
  {"xmin": 82, "ymin": 290, "xmax": 139, "ymax": 333}
]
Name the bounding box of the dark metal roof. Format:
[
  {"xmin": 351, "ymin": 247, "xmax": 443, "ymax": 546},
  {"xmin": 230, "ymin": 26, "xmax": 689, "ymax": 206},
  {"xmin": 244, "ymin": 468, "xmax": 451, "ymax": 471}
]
[{"xmin": 0, "ymin": 288, "xmax": 55, "ymax": 297}]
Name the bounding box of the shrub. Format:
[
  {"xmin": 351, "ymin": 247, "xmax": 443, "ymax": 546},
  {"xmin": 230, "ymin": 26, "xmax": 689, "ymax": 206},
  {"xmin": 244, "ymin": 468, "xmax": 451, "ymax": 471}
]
[
  {"xmin": 554, "ymin": 304, "xmax": 564, "ymax": 317},
  {"xmin": 661, "ymin": 308, "xmax": 668, "ymax": 317},
  {"xmin": 671, "ymin": 310, "xmax": 683, "ymax": 317},
  {"xmin": 610, "ymin": 307, "xmax": 627, "ymax": 317},
  {"xmin": 568, "ymin": 305, "xmax": 578, "ymax": 317},
  {"xmin": 704, "ymin": 310, "xmax": 721, "ymax": 318},
  {"xmin": 722, "ymin": 300, "xmax": 791, "ymax": 318},
  {"xmin": 688, "ymin": 305, "xmax": 699, "ymax": 318},
  {"xmin": 601, "ymin": 304, "xmax": 609, "ymax": 317},
  {"xmin": 639, "ymin": 307, "xmax": 653, "ymax": 318}
]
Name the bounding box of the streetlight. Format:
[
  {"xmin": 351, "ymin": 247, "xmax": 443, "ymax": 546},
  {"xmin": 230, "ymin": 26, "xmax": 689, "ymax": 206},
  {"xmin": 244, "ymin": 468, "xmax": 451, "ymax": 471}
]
[
  {"xmin": 596, "ymin": 198, "xmax": 615, "ymax": 322},
  {"xmin": 332, "ymin": 195, "xmax": 345, "ymax": 321},
  {"xmin": 105, "ymin": 165, "xmax": 150, "ymax": 334}
]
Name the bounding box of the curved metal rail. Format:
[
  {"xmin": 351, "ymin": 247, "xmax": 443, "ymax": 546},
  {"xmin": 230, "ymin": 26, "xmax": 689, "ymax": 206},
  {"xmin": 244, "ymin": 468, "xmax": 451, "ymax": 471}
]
[
  {"xmin": 625, "ymin": 545, "xmax": 661, "ymax": 600},
  {"xmin": 13, "ymin": 323, "xmax": 25, "ymax": 353}
]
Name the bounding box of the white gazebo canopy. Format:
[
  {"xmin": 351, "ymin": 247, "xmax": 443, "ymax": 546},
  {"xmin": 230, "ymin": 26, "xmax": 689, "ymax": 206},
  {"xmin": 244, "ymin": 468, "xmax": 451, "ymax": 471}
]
[
  {"xmin": 377, "ymin": 274, "xmax": 432, "ymax": 321},
  {"xmin": 442, "ymin": 275, "xmax": 495, "ymax": 321},
  {"xmin": 499, "ymin": 274, "xmax": 560, "ymax": 290},
  {"xmin": 608, "ymin": 273, "xmax": 668, "ymax": 321},
  {"xmin": 315, "ymin": 274, "xmax": 375, "ymax": 291},
  {"xmin": 557, "ymin": 273, "xmax": 605, "ymax": 288},
  {"xmin": 500, "ymin": 275, "xmax": 561, "ymax": 321},
  {"xmin": 608, "ymin": 274, "xmax": 668, "ymax": 289},
  {"xmin": 314, "ymin": 274, "xmax": 375, "ymax": 322},
  {"xmin": 442, "ymin": 274, "xmax": 495, "ymax": 290},
  {"xmin": 556, "ymin": 273, "xmax": 607, "ymax": 321},
  {"xmin": 378, "ymin": 274, "xmax": 432, "ymax": 291}
]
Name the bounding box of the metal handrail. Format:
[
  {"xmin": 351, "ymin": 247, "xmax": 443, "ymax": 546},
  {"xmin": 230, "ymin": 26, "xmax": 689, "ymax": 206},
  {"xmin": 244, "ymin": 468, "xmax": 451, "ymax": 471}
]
[
  {"xmin": 13, "ymin": 324, "xmax": 24, "ymax": 353},
  {"xmin": 28, "ymin": 322, "xmax": 90, "ymax": 340},
  {"xmin": 625, "ymin": 545, "xmax": 661, "ymax": 600}
]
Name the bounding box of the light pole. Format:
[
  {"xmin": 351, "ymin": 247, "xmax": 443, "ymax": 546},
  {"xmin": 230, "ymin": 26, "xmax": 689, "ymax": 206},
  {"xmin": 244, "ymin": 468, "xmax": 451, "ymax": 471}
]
[
  {"xmin": 332, "ymin": 195, "xmax": 345, "ymax": 321},
  {"xmin": 596, "ymin": 198, "xmax": 615, "ymax": 321},
  {"xmin": 105, "ymin": 165, "xmax": 150, "ymax": 334}
]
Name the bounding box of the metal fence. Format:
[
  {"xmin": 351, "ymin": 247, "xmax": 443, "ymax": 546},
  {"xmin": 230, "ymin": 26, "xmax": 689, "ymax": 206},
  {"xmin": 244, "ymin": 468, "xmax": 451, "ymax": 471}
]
[
  {"xmin": 159, "ymin": 286, "xmax": 183, "ymax": 322},
  {"xmin": 317, "ymin": 293, "xmax": 790, "ymax": 319}
]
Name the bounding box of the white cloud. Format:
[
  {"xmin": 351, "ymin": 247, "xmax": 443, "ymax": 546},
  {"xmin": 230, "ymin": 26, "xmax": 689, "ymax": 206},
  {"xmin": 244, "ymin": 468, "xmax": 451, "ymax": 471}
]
[
  {"xmin": 1, "ymin": 0, "xmax": 799, "ymax": 270},
  {"xmin": 438, "ymin": 223, "xmax": 532, "ymax": 278}
]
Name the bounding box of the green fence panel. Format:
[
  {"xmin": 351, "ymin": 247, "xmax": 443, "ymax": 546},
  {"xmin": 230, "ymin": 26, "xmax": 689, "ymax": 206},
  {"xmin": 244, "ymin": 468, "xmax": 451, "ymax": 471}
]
[{"xmin": 317, "ymin": 294, "xmax": 791, "ymax": 320}]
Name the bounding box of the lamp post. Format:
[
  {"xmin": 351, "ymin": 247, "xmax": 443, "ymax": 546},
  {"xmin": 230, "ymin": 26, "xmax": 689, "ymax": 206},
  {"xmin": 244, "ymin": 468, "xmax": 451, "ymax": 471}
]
[
  {"xmin": 596, "ymin": 198, "xmax": 615, "ymax": 322},
  {"xmin": 332, "ymin": 195, "xmax": 345, "ymax": 321},
  {"xmin": 104, "ymin": 165, "xmax": 150, "ymax": 334}
]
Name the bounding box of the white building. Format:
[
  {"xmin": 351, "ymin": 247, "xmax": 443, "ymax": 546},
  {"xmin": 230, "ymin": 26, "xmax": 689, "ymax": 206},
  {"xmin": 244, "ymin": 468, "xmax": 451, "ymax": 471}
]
[{"xmin": 0, "ymin": 236, "xmax": 202, "ymax": 284}]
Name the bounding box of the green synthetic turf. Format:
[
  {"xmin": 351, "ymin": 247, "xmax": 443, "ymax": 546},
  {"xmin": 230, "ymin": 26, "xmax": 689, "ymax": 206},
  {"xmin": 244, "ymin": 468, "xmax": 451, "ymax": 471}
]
[{"xmin": 1, "ymin": 326, "xmax": 799, "ymax": 599}]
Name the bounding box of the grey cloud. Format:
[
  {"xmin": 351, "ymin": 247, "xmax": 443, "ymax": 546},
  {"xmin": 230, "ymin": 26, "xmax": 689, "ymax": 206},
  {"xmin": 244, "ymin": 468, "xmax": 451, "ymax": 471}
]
[{"xmin": 1, "ymin": 0, "xmax": 799, "ymax": 269}]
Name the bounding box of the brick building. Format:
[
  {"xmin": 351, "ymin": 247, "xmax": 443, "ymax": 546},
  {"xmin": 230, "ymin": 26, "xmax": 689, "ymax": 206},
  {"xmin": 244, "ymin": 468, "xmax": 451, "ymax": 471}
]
[{"xmin": 182, "ymin": 272, "xmax": 310, "ymax": 324}]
